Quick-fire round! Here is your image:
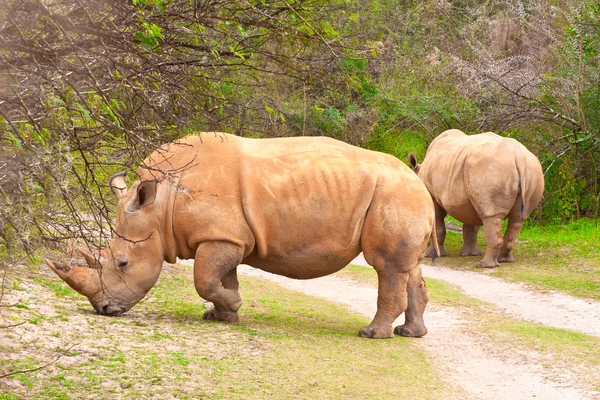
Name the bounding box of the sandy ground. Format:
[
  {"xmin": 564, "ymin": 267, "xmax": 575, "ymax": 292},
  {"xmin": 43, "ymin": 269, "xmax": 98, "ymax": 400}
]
[{"xmin": 193, "ymin": 254, "xmax": 600, "ymax": 400}]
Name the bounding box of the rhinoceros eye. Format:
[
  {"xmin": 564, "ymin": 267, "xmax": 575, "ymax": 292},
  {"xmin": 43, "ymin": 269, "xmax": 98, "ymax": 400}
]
[{"xmin": 118, "ymin": 260, "xmax": 129, "ymax": 270}]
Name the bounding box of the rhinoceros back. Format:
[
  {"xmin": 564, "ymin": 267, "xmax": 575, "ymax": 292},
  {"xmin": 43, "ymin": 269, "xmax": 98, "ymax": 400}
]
[
  {"xmin": 419, "ymin": 130, "xmax": 544, "ymax": 225},
  {"xmin": 239, "ymin": 136, "xmax": 407, "ymax": 278},
  {"xmin": 147, "ymin": 133, "xmax": 422, "ymax": 279}
]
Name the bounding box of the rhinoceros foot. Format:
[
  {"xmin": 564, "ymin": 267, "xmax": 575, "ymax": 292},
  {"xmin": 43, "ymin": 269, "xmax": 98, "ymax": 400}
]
[
  {"xmin": 498, "ymin": 253, "xmax": 516, "ymax": 263},
  {"xmin": 358, "ymin": 324, "xmax": 394, "ymax": 339},
  {"xmin": 203, "ymin": 308, "xmax": 239, "ymax": 323},
  {"xmin": 394, "ymin": 323, "xmax": 427, "ymax": 338},
  {"xmin": 459, "ymin": 247, "xmax": 483, "ymax": 257},
  {"xmin": 424, "ymin": 245, "xmax": 446, "ymax": 258},
  {"xmin": 477, "ymin": 259, "xmax": 499, "ymax": 268}
]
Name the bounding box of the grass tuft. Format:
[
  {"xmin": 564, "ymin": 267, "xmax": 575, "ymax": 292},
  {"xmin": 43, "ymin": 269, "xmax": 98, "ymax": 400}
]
[{"xmin": 433, "ymin": 218, "xmax": 600, "ymax": 300}]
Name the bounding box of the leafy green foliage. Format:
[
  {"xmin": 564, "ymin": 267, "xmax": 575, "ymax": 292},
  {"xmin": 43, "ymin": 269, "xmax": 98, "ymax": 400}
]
[
  {"xmin": 134, "ymin": 21, "xmax": 165, "ymax": 50},
  {"xmin": 0, "ymin": 0, "xmax": 350, "ymax": 258},
  {"xmin": 1, "ymin": 0, "xmax": 600, "ymax": 261}
]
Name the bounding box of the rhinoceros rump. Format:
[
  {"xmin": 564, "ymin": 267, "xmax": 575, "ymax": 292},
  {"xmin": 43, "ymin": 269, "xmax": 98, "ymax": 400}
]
[
  {"xmin": 409, "ymin": 129, "xmax": 544, "ymax": 268},
  {"xmin": 48, "ymin": 133, "xmax": 438, "ymax": 338}
]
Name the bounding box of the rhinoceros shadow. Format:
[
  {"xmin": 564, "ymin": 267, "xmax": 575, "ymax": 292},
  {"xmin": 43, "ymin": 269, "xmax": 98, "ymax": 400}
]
[{"xmin": 149, "ymin": 307, "xmax": 360, "ymax": 338}]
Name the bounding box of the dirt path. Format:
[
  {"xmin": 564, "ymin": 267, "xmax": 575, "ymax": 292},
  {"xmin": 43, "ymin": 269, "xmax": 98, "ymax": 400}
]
[
  {"xmin": 352, "ymin": 254, "xmax": 600, "ymax": 338},
  {"xmin": 211, "ymin": 256, "xmax": 600, "ymax": 400}
]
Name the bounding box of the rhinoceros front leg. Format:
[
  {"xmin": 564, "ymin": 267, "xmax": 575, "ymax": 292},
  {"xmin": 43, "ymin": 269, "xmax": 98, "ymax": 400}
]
[
  {"xmin": 498, "ymin": 217, "xmax": 523, "ymax": 263},
  {"xmin": 193, "ymin": 242, "xmax": 244, "ymax": 322},
  {"xmin": 425, "ymin": 203, "xmax": 447, "ymax": 258},
  {"xmin": 478, "ymin": 217, "xmax": 503, "ymax": 268},
  {"xmin": 394, "ymin": 266, "xmax": 429, "ymax": 338},
  {"xmin": 460, "ymin": 224, "xmax": 483, "ymax": 256}
]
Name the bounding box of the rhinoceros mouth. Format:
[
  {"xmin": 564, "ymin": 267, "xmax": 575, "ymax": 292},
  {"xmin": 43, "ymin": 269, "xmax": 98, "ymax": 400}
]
[
  {"xmin": 92, "ymin": 302, "xmax": 126, "ymax": 316},
  {"xmin": 90, "ymin": 292, "xmax": 130, "ymax": 316}
]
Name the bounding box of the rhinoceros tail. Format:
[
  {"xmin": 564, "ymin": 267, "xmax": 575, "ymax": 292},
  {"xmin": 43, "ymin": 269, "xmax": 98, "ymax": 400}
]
[
  {"xmin": 430, "ymin": 210, "xmax": 441, "ymax": 263},
  {"xmin": 516, "ymin": 155, "xmax": 528, "ymax": 219}
]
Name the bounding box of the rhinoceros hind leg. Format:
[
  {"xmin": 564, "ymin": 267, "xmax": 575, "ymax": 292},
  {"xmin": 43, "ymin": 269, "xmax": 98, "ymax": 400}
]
[
  {"xmin": 499, "ymin": 217, "xmax": 523, "ymax": 263},
  {"xmin": 357, "ymin": 261, "xmax": 410, "ymax": 339},
  {"xmin": 459, "ymin": 224, "xmax": 483, "ymax": 256},
  {"xmin": 394, "ymin": 266, "xmax": 428, "ymax": 338},
  {"xmin": 360, "ymin": 181, "xmax": 430, "ymax": 338},
  {"xmin": 477, "ymin": 217, "xmax": 503, "ymax": 268}
]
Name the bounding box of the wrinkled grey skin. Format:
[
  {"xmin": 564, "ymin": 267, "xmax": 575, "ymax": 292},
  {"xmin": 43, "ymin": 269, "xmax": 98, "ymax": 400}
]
[{"xmin": 409, "ymin": 129, "xmax": 544, "ymax": 268}]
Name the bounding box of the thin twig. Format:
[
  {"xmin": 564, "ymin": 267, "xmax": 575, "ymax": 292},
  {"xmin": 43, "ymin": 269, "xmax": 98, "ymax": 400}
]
[
  {"xmin": 0, "ymin": 321, "xmax": 26, "ymax": 329},
  {"xmin": 0, "ymin": 343, "xmax": 79, "ymax": 379}
]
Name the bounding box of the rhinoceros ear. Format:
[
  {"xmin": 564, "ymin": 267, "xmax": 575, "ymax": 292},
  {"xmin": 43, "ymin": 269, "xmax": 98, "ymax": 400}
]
[
  {"xmin": 133, "ymin": 180, "xmax": 157, "ymax": 209},
  {"xmin": 109, "ymin": 172, "xmax": 128, "ymax": 199},
  {"xmin": 408, "ymin": 153, "xmax": 420, "ymax": 171}
]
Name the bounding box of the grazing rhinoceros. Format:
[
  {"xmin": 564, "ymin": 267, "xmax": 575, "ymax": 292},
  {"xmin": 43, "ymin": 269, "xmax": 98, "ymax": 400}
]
[
  {"xmin": 408, "ymin": 129, "xmax": 544, "ymax": 268},
  {"xmin": 46, "ymin": 133, "xmax": 438, "ymax": 339}
]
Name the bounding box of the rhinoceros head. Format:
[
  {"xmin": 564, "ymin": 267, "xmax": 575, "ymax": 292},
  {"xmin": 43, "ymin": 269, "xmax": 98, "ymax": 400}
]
[{"xmin": 46, "ymin": 173, "xmax": 167, "ymax": 316}]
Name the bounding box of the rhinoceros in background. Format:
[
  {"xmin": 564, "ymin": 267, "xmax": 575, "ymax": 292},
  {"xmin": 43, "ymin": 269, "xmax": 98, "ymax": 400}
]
[
  {"xmin": 46, "ymin": 133, "xmax": 438, "ymax": 339},
  {"xmin": 409, "ymin": 129, "xmax": 544, "ymax": 268}
]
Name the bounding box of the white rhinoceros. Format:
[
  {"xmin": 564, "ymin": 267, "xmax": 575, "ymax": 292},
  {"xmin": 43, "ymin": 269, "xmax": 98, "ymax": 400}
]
[
  {"xmin": 409, "ymin": 129, "xmax": 544, "ymax": 268},
  {"xmin": 47, "ymin": 133, "xmax": 439, "ymax": 339}
]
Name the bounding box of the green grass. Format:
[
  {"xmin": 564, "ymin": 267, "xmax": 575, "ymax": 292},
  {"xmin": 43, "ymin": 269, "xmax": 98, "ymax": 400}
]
[
  {"xmin": 34, "ymin": 277, "xmax": 81, "ymax": 299},
  {"xmin": 0, "ymin": 394, "xmax": 21, "ymax": 400},
  {"xmin": 433, "ymin": 218, "xmax": 600, "ymax": 300},
  {"xmin": 482, "ymin": 320, "xmax": 600, "ymax": 363},
  {"xmin": 224, "ymin": 278, "xmax": 453, "ymax": 399},
  {"xmin": 0, "ymin": 263, "xmax": 458, "ymax": 399}
]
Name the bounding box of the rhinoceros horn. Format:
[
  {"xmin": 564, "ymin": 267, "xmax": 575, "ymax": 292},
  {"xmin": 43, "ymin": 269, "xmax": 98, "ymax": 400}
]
[
  {"xmin": 45, "ymin": 255, "xmax": 101, "ymax": 299},
  {"xmin": 77, "ymin": 247, "xmax": 104, "ymax": 269}
]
